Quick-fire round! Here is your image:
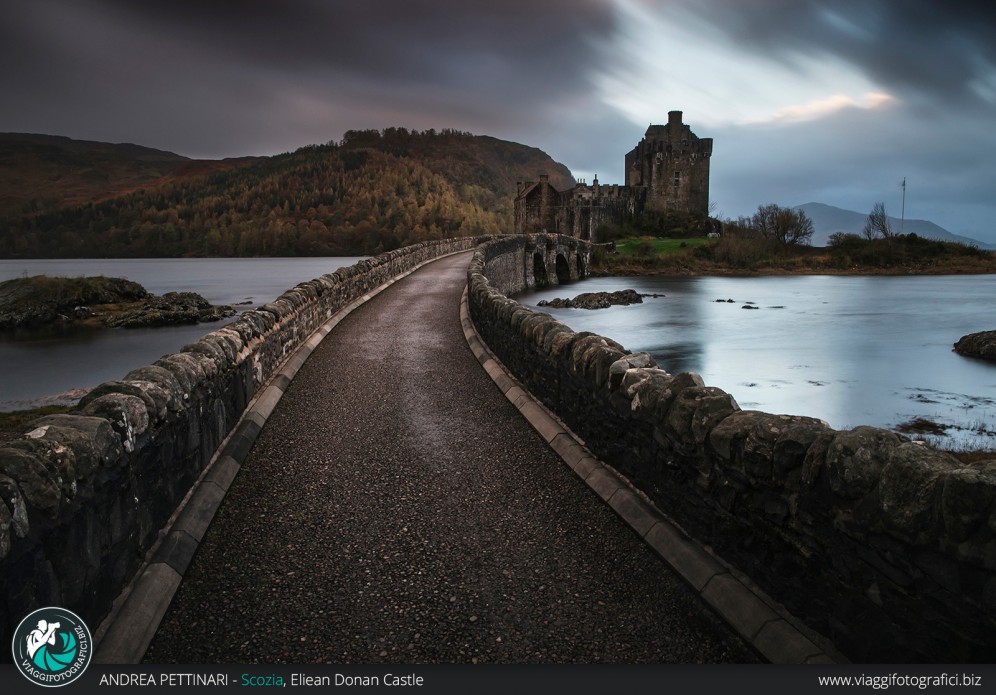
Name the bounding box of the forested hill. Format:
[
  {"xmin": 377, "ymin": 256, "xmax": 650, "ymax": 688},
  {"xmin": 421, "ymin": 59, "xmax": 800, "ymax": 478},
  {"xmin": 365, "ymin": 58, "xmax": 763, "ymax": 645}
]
[
  {"xmin": 1, "ymin": 133, "xmax": 198, "ymax": 216},
  {"xmin": 0, "ymin": 128, "xmax": 574, "ymax": 258}
]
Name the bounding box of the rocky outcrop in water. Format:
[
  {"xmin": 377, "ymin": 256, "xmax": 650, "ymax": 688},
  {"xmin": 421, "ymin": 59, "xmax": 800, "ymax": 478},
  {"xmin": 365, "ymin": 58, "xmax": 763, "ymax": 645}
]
[
  {"xmin": 953, "ymin": 330, "xmax": 996, "ymax": 362},
  {"xmin": 538, "ymin": 289, "xmax": 658, "ymax": 310},
  {"xmin": 0, "ymin": 275, "xmax": 149, "ymax": 328},
  {"xmin": 105, "ymin": 291, "xmax": 235, "ymax": 328},
  {"xmin": 0, "ymin": 276, "xmax": 234, "ymax": 329}
]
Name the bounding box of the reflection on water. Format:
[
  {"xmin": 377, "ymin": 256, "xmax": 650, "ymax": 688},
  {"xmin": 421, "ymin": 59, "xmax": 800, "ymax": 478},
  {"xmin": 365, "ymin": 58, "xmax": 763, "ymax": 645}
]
[
  {"xmin": 518, "ymin": 274, "xmax": 996, "ymax": 449},
  {"xmin": 639, "ymin": 341, "xmax": 702, "ymax": 375},
  {"xmin": 0, "ymin": 257, "xmax": 364, "ymax": 409}
]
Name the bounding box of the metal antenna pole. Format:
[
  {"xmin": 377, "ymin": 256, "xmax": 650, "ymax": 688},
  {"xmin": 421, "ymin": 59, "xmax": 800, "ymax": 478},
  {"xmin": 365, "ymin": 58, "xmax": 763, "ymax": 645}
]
[{"xmin": 900, "ymin": 177, "xmax": 906, "ymax": 236}]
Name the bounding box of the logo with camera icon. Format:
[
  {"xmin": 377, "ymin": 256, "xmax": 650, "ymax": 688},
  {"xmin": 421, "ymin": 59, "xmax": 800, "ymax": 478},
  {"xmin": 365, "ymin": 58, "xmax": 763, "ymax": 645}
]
[{"xmin": 12, "ymin": 607, "xmax": 92, "ymax": 687}]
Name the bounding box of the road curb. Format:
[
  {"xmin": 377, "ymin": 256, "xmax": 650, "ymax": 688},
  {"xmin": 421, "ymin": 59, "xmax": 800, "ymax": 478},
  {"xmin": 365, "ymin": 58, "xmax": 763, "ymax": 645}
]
[
  {"xmin": 93, "ymin": 250, "xmax": 472, "ymax": 664},
  {"xmin": 459, "ymin": 285, "xmax": 845, "ymax": 665}
]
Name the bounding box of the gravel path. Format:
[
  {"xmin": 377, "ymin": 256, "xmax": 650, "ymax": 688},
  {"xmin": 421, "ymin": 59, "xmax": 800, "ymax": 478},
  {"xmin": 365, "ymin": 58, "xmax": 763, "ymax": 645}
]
[{"xmin": 144, "ymin": 252, "xmax": 758, "ymax": 664}]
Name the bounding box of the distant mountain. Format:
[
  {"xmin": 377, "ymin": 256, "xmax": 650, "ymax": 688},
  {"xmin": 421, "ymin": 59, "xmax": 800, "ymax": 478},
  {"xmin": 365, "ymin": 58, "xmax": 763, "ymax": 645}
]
[
  {"xmin": 794, "ymin": 202, "xmax": 995, "ymax": 250},
  {"xmin": 0, "ymin": 128, "xmax": 575, "ymax": 257},
  {"xmin": 0, "ymin": 132, "xmax": 256, "ymax": 216},
  {"xmin": 0, "ymin": 133, "xmax": 188, "ymax": 160}
]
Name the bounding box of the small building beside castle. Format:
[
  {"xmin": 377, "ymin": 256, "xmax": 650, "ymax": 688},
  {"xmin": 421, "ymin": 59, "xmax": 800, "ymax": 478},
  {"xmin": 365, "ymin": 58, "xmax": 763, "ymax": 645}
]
[{"xmin": 514, "ymin": 110, "xmax": 712, "ymax": 240}]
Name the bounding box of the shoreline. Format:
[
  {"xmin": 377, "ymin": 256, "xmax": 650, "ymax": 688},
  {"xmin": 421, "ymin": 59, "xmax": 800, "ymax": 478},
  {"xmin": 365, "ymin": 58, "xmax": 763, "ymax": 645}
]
[
  {"xmin": 589, "ymin": 261, "xmax": 996, "ymax": 278},
  {"xmin": 591, "ymin": 267, "xmax": 996, "ymax": 277},
  {"xmin": 592, "ymin": 235, "xmax": 996, "ymax": 277},
  {"xmin": 0, "ymin": 387, "xmax": 91, "ymax": 415}
]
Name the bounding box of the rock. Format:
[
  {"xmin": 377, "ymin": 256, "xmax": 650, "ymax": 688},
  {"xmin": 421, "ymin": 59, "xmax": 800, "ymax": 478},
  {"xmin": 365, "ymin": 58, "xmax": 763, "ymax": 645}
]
[
  {"xmin": 0, "ymin": 498, "xmax": 11, "ymax": 559},
  {"xmin": 879, "ymin": 443, "xmax": 953, "ymax": 539},
  {"xmin": 953, "ymin": 330, "xmax": 996, "ymax": 362},
  {"xmin": 0, "ymin": 473, "xmax": 30, "ymax": 539},
  {"xmin": 662, "ymin": 385, "xmax": 740, "ymax": 453},
  {"xmin": 538, "ymin": 289, "xmax": 650, "ymax": 310},
  {"xmin": 0, "ymin": 448, "xmax": 62, "ymax": 519},
  {"xmin": 608, "ymin": 352, "xmax": 658, "ymax": 391},
  {"xmin": 106, "ymin": 291, "xmax": 235, "ymax": 328},
  {"xmin": 536, "ymin": 297, "xmax": 572, "ymax": 308},
  {"xmin": 708, "ymin": 411, "xmax": 827, "ymax": 481},
  {"xmin": 80, "ymin": 394, "xmax": 150, "ymax": 454},
  {"xmin": 825, "ymin": 426, "xmax": 905, "ymax": 501},
  {"xmin": 0, "ymin": 275, "xmax": 234, "ymax": 329},
  {"xmin": 23, "ymin": 414, "xmax": 125, "ymax": 471},
  {"xmin": 941, "ymin": 462, "xmax": 996, "ymax": 541},
  {"xmin": 0, "ymin": 275, "xmax": 149, "ymax": 328}
]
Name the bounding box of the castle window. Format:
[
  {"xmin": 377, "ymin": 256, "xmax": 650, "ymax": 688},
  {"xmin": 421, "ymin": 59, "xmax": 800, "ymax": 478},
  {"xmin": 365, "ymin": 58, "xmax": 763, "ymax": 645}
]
[{"xmin": 673, "ymin": 170, "xmax": 681, "ymax": 189}]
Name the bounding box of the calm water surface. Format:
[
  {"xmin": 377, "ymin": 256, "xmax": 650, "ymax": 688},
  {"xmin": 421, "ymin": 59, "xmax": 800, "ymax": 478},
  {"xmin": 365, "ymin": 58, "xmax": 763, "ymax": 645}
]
[
  {"xmin": 4, "ymin": 259, "xmax": 995, "ymax": 450},
  {"xmin": 0, "ymin": 258, "xmax": 363, "ymax": 409},
  {"xmin": 518, "ymin": 274, "xmax": 996, "ymax": 448}
]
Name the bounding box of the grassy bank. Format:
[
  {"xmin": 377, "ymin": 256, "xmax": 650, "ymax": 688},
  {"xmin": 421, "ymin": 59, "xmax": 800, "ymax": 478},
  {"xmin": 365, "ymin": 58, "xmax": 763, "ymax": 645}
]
[{"xmin": 591, "ymin": 234, "xmax": 996, "ymax": 276}]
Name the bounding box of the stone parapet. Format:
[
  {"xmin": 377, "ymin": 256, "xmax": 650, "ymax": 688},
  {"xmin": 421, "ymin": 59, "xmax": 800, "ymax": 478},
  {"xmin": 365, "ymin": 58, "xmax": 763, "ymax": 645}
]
[
  {"xmin": 467, "ymin": 234, "xmax": 996, "ymax": 662},
  {"xmin": 0, "ymin": 237, "xmax": 484, "ymax": 653}
]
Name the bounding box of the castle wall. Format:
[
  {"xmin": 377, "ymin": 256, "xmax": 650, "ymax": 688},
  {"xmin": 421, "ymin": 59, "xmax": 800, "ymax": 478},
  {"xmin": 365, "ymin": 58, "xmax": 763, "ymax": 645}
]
[
  {"xmin": 562, "ymin": 193, "xmax": 636, "ymax": 241},
  {"xmin": 468, "ymin": 234, "xmax": 996, "ymax": 662},
  {"xmin": 514, "ymin": 175, "xmax": 564, "ymax": 236}
]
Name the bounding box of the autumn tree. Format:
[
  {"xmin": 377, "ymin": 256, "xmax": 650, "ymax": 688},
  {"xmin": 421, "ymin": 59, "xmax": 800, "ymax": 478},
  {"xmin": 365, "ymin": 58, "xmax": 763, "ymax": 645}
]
[
  {"xmin": 863, "ymin": 202, "xmax": 894, "ymax": 240},
  {"xmin": 750, "ymin": 204, "xmax": 814, "ymax": 245}
]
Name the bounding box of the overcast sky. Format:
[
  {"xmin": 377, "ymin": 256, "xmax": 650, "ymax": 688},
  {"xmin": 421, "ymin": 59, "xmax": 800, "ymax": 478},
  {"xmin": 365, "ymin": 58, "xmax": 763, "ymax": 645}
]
[{"xmin": 3, "ymin": 0, "xmax": 995, "ymax": 242}]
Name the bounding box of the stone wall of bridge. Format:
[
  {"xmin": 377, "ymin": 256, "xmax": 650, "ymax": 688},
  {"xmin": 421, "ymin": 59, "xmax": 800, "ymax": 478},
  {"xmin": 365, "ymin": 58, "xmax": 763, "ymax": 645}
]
[
  {"xmin": 0, "ymin": 237, "xmax": 484, "ymax": 653},
  {"xmin": 4, "ymin": 230, "xmax": 991, "ymax": 664},
  {"xmin": 467, "ymin": 234, "xmax": 996, "ymax": 662}
]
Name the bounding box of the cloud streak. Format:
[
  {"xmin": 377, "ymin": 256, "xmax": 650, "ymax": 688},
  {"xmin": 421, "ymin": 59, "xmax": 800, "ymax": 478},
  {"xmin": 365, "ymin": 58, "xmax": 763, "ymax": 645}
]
[
  {"xmin": 659, "ymin": 0, "xmax": 996, "ymax": 111},
  {"xmin": 740, "ymin": 91, "xmax": 898, "ymax": 125}
]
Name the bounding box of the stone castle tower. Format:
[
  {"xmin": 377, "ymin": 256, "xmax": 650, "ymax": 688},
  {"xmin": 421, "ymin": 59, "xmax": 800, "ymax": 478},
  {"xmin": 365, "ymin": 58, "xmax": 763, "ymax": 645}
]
[
  {"xmin": 625, "ymin": 110, "xmax": 712, "ymax": 215},
  {"xmin": 514, "ymin": 110, "xmax": 712, "ymax": 240}
]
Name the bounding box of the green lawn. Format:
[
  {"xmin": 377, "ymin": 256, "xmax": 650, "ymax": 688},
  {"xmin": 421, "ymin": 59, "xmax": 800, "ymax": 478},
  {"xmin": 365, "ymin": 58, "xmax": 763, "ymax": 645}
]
[{"xmin": 612, "ymin": 237, "xmax": 711, "ymax": 257}]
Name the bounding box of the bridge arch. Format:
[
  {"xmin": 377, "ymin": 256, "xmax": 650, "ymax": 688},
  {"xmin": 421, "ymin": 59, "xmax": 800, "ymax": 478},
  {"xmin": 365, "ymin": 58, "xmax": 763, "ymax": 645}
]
[
  {"xmin": 532, "ymin": 252, "xmax": 549, "ymax": 288},
  {"xmin": 555, "ymin": 254, "xmax": 571, "ymax": 284}
]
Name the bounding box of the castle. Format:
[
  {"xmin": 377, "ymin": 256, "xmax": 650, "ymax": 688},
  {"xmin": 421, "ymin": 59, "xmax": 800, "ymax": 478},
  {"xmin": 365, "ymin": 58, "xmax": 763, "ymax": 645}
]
[{"xmin": 514, "ymin": 110, "xmax": 712, "ymax": 240}]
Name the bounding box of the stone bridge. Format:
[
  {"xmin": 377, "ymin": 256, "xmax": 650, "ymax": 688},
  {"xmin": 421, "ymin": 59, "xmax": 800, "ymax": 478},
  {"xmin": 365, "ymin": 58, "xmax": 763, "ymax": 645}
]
[{"xmin": 0, "ymin": 235, "xmax": 993, "ymax": 665}]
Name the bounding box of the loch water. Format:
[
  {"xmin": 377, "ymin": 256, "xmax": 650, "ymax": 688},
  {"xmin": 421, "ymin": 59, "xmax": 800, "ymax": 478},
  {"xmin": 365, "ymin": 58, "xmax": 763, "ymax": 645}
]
[
  {"xmin": 518, "ymin": 274, "xmax": 996, "ymax": 449},
  {"xmin": 0, "ymin": 257, "xmax": 363, "ymax": 410},
  {"xmin": 3, "ymin": 259, "xmax": 995, "ymax": 450}
]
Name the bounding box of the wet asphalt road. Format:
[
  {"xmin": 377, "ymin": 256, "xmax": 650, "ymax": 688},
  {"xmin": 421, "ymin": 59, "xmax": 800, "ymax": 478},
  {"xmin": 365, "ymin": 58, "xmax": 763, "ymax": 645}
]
[{"xmin": 144, "ymin": 252, "xmax": 758, "ymax": 664}]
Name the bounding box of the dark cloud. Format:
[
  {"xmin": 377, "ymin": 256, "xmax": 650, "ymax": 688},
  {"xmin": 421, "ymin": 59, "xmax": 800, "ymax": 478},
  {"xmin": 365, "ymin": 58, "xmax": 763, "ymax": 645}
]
[
  {"xmin": 0, "ymin": 0, "xmax": 615, "ymax": 156},
  {"xmin": 90, "ymin": 0, "xmax": 609, "ymax": 82},
  {"xmin": 666, "ymin": 0, "xmax": 996, "ymax": 110}
]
